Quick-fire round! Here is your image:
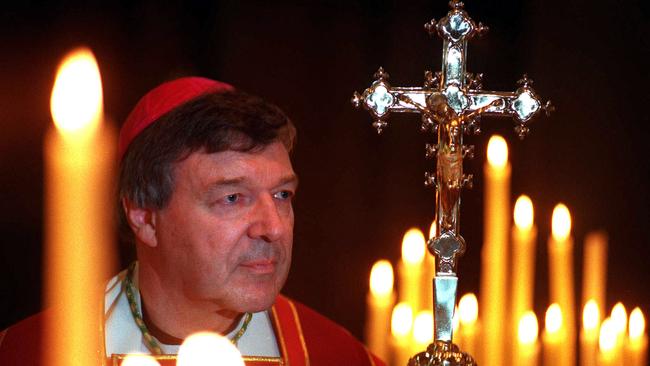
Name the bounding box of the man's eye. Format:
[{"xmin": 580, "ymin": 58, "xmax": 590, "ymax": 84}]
[
  {"xmin": 274, "ymin": 191, "xmax": 293, "ymax": 200},
  {"xmin": 224, "ymin": 194, "xmax": 240, "ymax": 204}
]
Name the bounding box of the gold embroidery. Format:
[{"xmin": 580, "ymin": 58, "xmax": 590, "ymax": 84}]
[
  {"xmin": 286, "ymin": 300, "xmax": 310, "ymax": 366},
  {"xmin": 271, "ymin": 306, "xmax": 290, "ymax": 366}
]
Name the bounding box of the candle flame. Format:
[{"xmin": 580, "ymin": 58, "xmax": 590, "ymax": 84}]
[
  {"xmin": 429, "ymin": 220, "xmax": 437, "ymax": 240},
  {"xmin": 599, "ymin": 318, "xmax": 617, "ymax": 353},
  {"xmin": 514, "ymin": 195, "xmax": 534, "ymax": 230},
  {"xmin": 413, "ymin": 310, "xmax": 434, "ymax": 344},
  {"xmin": 402, "ymin": 228, "xmax": 426, "ymax": 265},
  {"xmin": 611, "ymin": 302, "xmax": 627, "ymax": 336},
  {"xmin": 391, "ymin": 302, "xmax": 413, "ymax": 338},
  {"xmin": 487, "ymin": 135, "xmax": 508, "ymax": 168},
  {"xmin": 453, "ymin": 305, "xmax": 460, "ymax": 333},
  {"xmin": 582, "ymin": 299, "xmax": 600, "ymax": 332},
  {"xmin": 551, "ymin": 203, "xmax": 571, "ymax": 241},
  {"xmin": 177, "ymin": 332, "xmax": 244, "ymax": 366},
  {"xmin": 50, "ymin": 47, "xmax": 103, "ymax": 136},
  {"xmin": 369, "ymin": 260, "xmax": 394, "ymax": 296},
  {"xmin": 121, "ymin": 354, "xmax": 161, "ymax": 366},
  {"xmin": 545, "ymin": 303, "xmax": 563, "ymax": 334},
  {"xmin": 518, "ymin": 311, "xmax": 539, "ymax": 345},
  {"xmin": 629, "ymin": 307, "xmax": 646, "ymax": 341},
  {"xmin": 458, "ymin": 293, "xmax": 479, "ymax": 326}
]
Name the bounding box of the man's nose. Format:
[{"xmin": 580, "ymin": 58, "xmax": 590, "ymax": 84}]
[{"xmin": 247, "ymin": 195, "xmax": 284, "ymax": 242}]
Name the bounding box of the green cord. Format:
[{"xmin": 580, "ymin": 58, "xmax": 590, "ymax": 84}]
[{"xmin": 124, "ymin": 262, "xmax": 253, "ymax": 354}]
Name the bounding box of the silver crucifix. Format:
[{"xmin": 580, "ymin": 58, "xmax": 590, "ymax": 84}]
[{"xmin": 352, "ymin": 1, "xmax": 552, "ymax": 365}]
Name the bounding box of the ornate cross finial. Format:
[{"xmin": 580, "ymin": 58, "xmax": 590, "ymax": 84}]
[{"xmin": 351, "ymin": 2, "xmax": 552, "ymax": 363}]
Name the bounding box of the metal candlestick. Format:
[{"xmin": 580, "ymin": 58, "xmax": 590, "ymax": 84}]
[{"xmin": 352, "ymin": 1, "xmax": 552, "ymax": 365}]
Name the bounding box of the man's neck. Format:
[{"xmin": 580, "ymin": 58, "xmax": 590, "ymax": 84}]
[{"xmin": 136, "ymin": 261, "xmax": 241, "ymax": 340}]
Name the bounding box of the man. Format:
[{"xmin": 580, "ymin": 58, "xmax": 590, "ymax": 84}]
[{"xmin": 0, "ymin": 77, "xmax": 384, "ymax": 366}]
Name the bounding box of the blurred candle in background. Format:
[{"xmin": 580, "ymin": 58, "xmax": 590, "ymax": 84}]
[
  {"xmin": 423, "ymin": 221, "xmax": 437, "ymax": 313},
  {"xmin": 581, "ymin": 232, "xmax": 607, "ymax": 318},
  {"xmin": 44, "ymin": 47, "xmax": 116, "ymax": 366},
  {"xmin": 598, "ymin": 318, "xmax": 618, "ymax": 366},
  {"xmin": 543, "ymin": 303, "xmax": 568, "ymax": 366},
  {"xmin": 177, "ymin": 332, "xmax": 244, "ymax": 366},
  {"xmin": 399, "ymin": 228, "xmax": 426, "ymax": 313},
  {"xmin": 610, "ymin": 303, "xmax": 627, "ymax": 357},
  {"xmin": 480, "ymin": 135, "xmax": 511, "ymax": 366},
  {"xmin": 515, "ymin": 311, "xmax": 539, "ymax": 366},
  {"xmin": 625, "ymin": 307, "xmax": 648, "ymax": 366},
  {"xmin": 580, "ymin": 300, "xmax": 600, "ymax": 366},
  {"xmin": 412, "ymin": 310, "xmax": 434, "ymax": 354},
  {"xmin": 457, "ymin": 293, "xmax": 479, "ymax": 359},
  {"xmin": 392, "ymin": 302, "xmax": 414, "ymax": 366},
  {"xmin": 366, "ymin": 259, "xmax": 395, "ymax": 361},
  {"xmin": 511, "ymin": 194, "xmax": 537, "ymax": 365},
  {"xmin": 548, "ymin": 203, "xmax": 576, "ymax": 366}
]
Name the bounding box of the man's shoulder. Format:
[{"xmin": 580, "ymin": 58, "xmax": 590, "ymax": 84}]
[
  {"xmin": 0, "ymin": 310, "xmax": 50, "ymax": 366},
  {"xmin": 274, "ymin": 295, "xmax": 384, "ymax": 366}
]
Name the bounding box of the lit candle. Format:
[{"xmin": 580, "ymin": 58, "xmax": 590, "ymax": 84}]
[
  {"xmin": 548, "ymin": 203, "xmax": 576, "ymax": 366},
  {"xmin": 44, "ymin": 48, "xmax": 116, "ymax": 366},
  {"xmin": 598, "ymin": 318, "xmax": 618, "ymax": 366},
  {"xmin": 177, "ymin": 332, "xmax": 244, "ymax": 366},
  {"xmin": 391, "ymin": 302, "xmax": 414, "ymax": 366},
  {"xmin": 480, "ymin": 135, "xmax": 510, "ymax": 366},
  {"xmin": 423, "ymin": 220, "xmax": 437, "ymax": 312},
  {"xmin": 581, "ymin": 232, "xmax": 608, "ymax": 316},
  {"xmin": 413, "ymin": 310, "xmax": 434, "ymax": 354},
  {"xmin": 511, "ymin": 194, "xmax": 537, "ymax": 363},
  {"xmin": 625, "ymin": 307, "xmax": 648, "ymax": 366},
  {"xmin": 610, "ymin": 303, "xmax": 627, "ymax": 357},
  {"xmin": 457, "ymin": 293, "xmax": 479, "ymax": 359},
  {"xmin": 399, "ymin": 228, "xmax": 426, "ymax": 313},
  {"xmin": 515, "ymin": 311, "xmax": 540, "ymax": 366},
  {"xmin": 580, "ymin": 299, "xmax": 600, "ymax": 366},
  {"xmin": 366, "ymin": 259, "xmax": 395, "ymax": 361},
  {"xmin": 542, "ymin": 303, "xmax": 569, "ymax": 366}
]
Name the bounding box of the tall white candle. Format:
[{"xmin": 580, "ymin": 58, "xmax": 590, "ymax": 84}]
[
  {"xmin": 581, "ymin": 232, "xmax": 607, "ymax": 316},
  {"xmin": 625, "ymin": 307, "xmax": 648, "ymax": 366},
  {"xmin": 542, "ymin": 303, "xmax": 569, "ymax": 366},
  {"xmin": 44, "ymin": 48, "xmax": 116, "ymax": 366},
  {"xmin": 399, "ymin": 228, "xmax": 426, "ymax": 314},
  {"xmin": 548, "ymin": 204, "xmax": 576, "ymax": 366},
  {"xmin": 480, "ymin": 135, "xmax": 511, "ymax": 366},
  {"xmin": 580, "ymin": 300, "xmax": 600, "ymax": 366},
  {"xmin": 457, "ymin": 293, "xmax": 479, "ymax": 359},
  {"xmin": 515, "ymin": 311, "xmax": 540, "ymax": 366},
  {"xmin": 366, "ymin": 259, "xmax": 395, "ymax": 361},
  {"xmin": 391, "ymin": 302, "xmax": 414, "ymax": 366}
]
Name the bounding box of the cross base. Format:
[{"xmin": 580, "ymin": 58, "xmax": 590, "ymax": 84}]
[{"xmin": 408, "ymin": 341, "xmax": 477, "ymax": 366}]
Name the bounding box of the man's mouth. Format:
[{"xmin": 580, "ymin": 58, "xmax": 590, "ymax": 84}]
[{"xmin": 239, "ymin": 259, "xmax": 276, "ymax": 274}]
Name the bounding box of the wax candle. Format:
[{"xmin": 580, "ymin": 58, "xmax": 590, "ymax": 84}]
[
  {"xmin": 413, "ymin": 310, "xmax": 434, "ymax": 354},
  {"xmin": 423, "ymin": 220, "xmax": 437, "ymax": 312},
  {"xmin": 581, "ymin": 232, "xmax": 607, "ymax": 316},
  {"xmin": 399, "ymin": 228, "xmax": 426, "ymax": 313},
  {"xmin": 543, "ymin": 303, "xmax": 569, "ymax": 366},
  {"xmin": 579, "ymin": 300, "xmax": 600, "ymax": 366},
  {"xmin": 44, "ymin": 48, "xmax": 116, "ymax": 366},
  {"xmin": 391, "ymin": 302, "xmax": 414, "ymax": 366},
  {"xmin": 515, "ymin": 311, "xmax": 540, "ymax": 366},
  {"xmin": 598, "ymin": 318, "xmax": 618, "ymax": 366},
  {"xmin": 625, "ymin": 307, "xmax": 648, "ymax": 366},
  {"xmin": 548, "ymin": 204, "xmax": 576, "ymax": 366},
  {"xmin": 366, "ymin": 259, "xmax": 395, "ymax": 361},
  {"xmin": 610, "ymin": 303, "xmax": 627, "ymax": 358},
  {"xmin": 511, "ymin": 194, "xmax": 537, "ymax": 364},
  {"xmin": 457, "ymin": 293, "xmax": 479, "ymax": 359},
  {"xmin": 480, "ymin": 135, "xmax": 511, "ymax": 366}
]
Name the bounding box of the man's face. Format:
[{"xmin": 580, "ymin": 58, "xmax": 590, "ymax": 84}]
[{"xmin": 152, "ymin": 141, "xmax": 297, "ymax": 313}]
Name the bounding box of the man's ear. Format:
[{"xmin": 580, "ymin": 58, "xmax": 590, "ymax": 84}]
[{"xmin": 122, "ymin": 198, "xmax": 158, "ymax": 248}]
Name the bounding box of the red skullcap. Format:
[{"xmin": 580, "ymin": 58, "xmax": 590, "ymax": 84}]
[{"xmin": 118, "ymin": 77, "xmax": 234, "ymax": 159}]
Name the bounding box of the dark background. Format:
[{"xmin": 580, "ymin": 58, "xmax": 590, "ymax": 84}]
[{"xmin": 1, "ymin": 0, "xmax": 648, "ymax": 343}]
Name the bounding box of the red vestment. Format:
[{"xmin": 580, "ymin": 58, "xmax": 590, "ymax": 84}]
[{"xmin": 0, "ymin": 295, "xmax": 384, "ymax": 366}]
